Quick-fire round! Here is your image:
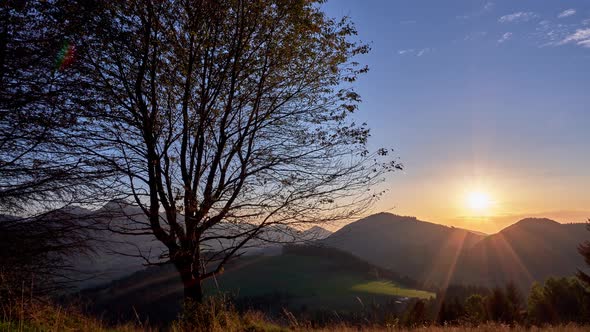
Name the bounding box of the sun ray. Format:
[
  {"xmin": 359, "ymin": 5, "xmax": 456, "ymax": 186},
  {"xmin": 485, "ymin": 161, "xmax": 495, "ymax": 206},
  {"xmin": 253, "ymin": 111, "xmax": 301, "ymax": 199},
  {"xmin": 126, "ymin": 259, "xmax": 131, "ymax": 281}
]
[
  {"xmin": 423, "ymin": 229, "xmax": 469, "ymax": 311},
  {"xmin": 491, "ymin": 233, "xmax": 535, "ymax": 286}
]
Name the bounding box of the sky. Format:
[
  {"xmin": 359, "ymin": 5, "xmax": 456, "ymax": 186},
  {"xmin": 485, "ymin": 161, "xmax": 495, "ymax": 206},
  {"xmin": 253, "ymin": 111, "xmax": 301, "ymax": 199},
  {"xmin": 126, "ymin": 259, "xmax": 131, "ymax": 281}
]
[{"xmin": 323, "ymin": 0, "xmax": 590, "ymax": 234}]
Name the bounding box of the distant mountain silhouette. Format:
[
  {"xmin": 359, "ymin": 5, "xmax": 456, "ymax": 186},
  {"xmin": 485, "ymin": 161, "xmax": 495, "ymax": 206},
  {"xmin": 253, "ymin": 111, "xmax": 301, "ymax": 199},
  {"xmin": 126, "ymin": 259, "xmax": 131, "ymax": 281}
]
[
  {"xmin": 304, "ymin": 225, "xmax": 333, "ymax": 239},
  {"xmin": 11, "ymin": 204, "xmax": 586, "ymax": 292},
  {"xmin": 322, "ymin": 213, "xmax": 485, "ymax": 288},
  {"xmin": 322, "ymin": 213, "xmax": 588, "ymax": 290},
  {"xmin": 456, "ymin": 218, "xmax": 588, "ymax": 289},
  {"xmin": 68, "ymin": 201, "xmax": 332, "ymax": 288}
]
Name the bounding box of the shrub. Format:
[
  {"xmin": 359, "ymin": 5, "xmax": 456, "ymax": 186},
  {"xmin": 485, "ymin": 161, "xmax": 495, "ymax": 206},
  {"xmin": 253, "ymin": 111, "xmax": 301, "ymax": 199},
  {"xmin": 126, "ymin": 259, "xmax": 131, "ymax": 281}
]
[
  {"xmin": 172, "ymin": 296, "xmax": 287, "ymax": 332},
  {"xmin": 527, "ymin": 277, "xmax": 590, "ymax": 325}
]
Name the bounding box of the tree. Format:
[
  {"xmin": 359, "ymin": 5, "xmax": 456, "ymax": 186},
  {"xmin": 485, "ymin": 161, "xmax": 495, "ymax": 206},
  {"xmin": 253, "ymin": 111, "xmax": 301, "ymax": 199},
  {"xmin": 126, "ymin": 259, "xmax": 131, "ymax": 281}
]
[
  {"xmin": 578, "ymin": 222, "xmax": 590, "ymax": 287},
  {"xmin": 527, "ymin": 277, "xmax": 590, "ymax": 325},
  {"xmin": 485, "ymin": 287, "xmax": 509, "ymax": 323},
  {"xmin": 503, "ymin": 282, "xmax": 524, "ymax": 324},
  {"xmin": 402, "ymin": 299, "xmax": 427, "ymax": 327},
  {"xmin": 0, "ymin": 210, "xmax": 97, "ymax": 301},
  {"xmin": 0, "ymin": 0, "xmax": 107, "ymax": 211},
  {"xmin": 0, "ymin": 0, "xmax": 111, "ymax": 297},
  {"xmin": 75, "ymin": 0, "xmax": 399, "ymax": 303},
  {"xmin": 464, "ymin": 294, "xmax": 487, "ymax": 324},
  {"xmin": 527, "ymin": 282, "xmax": 551, "ymax": 325},
  {"xmin": 437, "ymin": 297, "xmax": 465, "ymax": 325}
]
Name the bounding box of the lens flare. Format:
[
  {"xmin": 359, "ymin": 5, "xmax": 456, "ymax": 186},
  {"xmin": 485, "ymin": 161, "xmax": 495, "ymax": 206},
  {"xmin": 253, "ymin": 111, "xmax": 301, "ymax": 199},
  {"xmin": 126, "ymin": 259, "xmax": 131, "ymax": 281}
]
[{"xmin": 56, "ymin": 41, "xmax": 76, "ymax": 71}]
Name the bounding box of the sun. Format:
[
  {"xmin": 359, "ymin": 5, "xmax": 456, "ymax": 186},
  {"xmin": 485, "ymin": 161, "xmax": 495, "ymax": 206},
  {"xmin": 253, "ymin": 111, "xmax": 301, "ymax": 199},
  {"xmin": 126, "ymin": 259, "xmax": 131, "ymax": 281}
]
[{"xmin": 466, "ymin": 191, "xmax": 492, "ymax": 213}]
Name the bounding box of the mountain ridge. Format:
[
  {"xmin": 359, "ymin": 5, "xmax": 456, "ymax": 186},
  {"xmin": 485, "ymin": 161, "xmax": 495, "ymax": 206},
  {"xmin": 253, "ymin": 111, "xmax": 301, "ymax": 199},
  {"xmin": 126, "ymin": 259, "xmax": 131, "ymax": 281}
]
[{"xmin": 322, "ymin": 212, "xmax": 589, "ymax": 290}]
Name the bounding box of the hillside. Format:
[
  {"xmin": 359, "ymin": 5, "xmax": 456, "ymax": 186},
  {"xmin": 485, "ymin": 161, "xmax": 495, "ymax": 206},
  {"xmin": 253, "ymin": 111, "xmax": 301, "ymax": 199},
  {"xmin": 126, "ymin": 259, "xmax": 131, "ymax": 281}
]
[
  {"xmin": 82, "ymin": 245, "xmax": 433, "ymax": 323},
  {"xmin": 322, "ymin": 213, "xmax": 589, "ymax": 290},
  {"xmin": 66, "ymin": 201, "xmax": 332, "ymax": 289},
  {"xmin": 322, "ymin": 213, "xmax": 485, "ymax": 287},
  {"xmin": 455, "ymin": 218, "xmax": 589, "ymax": 288}
]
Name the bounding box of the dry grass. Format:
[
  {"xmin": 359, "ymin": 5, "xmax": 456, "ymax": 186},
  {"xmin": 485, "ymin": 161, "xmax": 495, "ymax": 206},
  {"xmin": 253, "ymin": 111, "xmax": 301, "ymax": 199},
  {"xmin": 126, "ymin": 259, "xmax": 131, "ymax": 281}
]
[
  {"xmin": 307, "ymin": 324, "xmax": 589, "ymax": 332},
  {"xmin": 0, "ymin": 300, "xmax": 143, "ymax": 332},
  {"xmin": 169, "ymin": 296, "xmax": 288, "ymax": 332},
  {"xmin": 1, "ymin": 299, "xmax": 589, "ymax": 332}
]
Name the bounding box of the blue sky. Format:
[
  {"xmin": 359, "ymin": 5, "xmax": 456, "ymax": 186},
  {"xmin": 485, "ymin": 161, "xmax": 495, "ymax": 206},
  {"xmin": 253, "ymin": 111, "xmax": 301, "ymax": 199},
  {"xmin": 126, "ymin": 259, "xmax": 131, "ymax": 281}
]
[{"xmin": 323, "ymin": 1, "xmax": 590, "ymax": 233}]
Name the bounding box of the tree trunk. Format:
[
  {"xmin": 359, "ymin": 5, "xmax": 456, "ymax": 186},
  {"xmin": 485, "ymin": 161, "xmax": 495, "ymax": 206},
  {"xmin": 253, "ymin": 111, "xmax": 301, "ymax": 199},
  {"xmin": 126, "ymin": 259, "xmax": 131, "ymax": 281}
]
[
  {"xmin": 182, "ymin": 276, "xmax": 204, "ymax": 304},
  {"xmin": 175, "ymin": 260, "xmax": 204, "ymax": 304}
]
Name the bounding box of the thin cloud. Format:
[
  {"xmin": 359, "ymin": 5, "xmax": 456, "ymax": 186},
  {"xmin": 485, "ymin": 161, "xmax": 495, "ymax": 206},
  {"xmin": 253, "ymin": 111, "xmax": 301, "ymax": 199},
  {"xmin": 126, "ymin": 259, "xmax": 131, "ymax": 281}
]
[
  {"xmin": 558, "ymin": 9, "xmax": 576, "ymax": 19},
  {"xmin": 398, "ymin": 49, "xmax": 415, "ymax": 55},
  {"xmin": 559, "ymin": 28, "xmax": 590, "ymax": 48},
  {"xmin": 498, "ymin": 32, "xmax": 513, "ymax": 43},
  {"xmin": 397, "ymin": 48, "xmax": 432, "ymax": 57},
  {"xmin": 535, "ymin": 19, "xmax": 580, "ymax": 47},
  {"xmin": 499, "ymin": 12, "xmax": 538, "ymax": 23},
  {"xmin": 417, "ymin": 48, "xmax": 431, "ymax": 57}
]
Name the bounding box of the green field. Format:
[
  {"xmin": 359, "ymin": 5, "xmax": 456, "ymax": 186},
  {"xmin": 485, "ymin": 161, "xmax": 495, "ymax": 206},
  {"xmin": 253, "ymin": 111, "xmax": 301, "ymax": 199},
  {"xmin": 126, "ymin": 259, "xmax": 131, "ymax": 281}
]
[
  {"xmin": 84, "ymin": 246, "xmax": 435, "ymax": 319},
  {"xmin": 207, "ymin": 249, "xmax": 434, "ymax": 310},
  {"xmin": 350, "ymin": 280, "xmax": 433, "ymax": 299}
]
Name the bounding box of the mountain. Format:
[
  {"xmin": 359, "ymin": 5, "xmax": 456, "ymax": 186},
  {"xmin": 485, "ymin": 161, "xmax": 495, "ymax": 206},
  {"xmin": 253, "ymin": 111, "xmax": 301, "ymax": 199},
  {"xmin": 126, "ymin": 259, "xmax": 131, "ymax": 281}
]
[
  {"xmin": 322, "ymin": 213, "xmax": 485, "ymax": 287},
  {"xmin": 69, "ymin": 201, "xmax": 333, "ymax": 288},
  {"xmin": 322, "ymin": 213, "xmax": 589, "ymax": 290},
  {"xmin": 302, "ymin": 225, "xmax": 332, "ymax": 240},
  {"xmin": 0, "ymin": 205, "xmax": 152, "ymax": 290},
  {"xmin": 68, "ymin": 203, "xmax": 166, "ymax": 289},
  {"xmin": 455, "ymin": 218, "xmax": 589, "ymax": 289}
]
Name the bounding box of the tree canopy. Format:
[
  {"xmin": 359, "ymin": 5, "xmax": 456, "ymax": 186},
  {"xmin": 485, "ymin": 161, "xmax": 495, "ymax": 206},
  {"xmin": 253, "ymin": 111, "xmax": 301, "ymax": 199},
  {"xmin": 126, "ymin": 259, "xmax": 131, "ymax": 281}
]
[{"xmin": 66, "ymin": 0, "xmax": 399, "ymax": 302}]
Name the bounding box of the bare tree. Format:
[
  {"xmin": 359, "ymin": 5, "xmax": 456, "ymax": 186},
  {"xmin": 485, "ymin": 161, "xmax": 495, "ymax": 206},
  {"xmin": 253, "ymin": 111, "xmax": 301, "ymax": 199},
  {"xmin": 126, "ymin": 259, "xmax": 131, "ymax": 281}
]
[
  {"xmin": 0, "ymin": 1, "xmax": 112, "ymax": 297},
  {"xmin": 77, "ymin": 0, "xmax": 400, "ymax": 303},
  {"xmin": 0, "ymin": 1, "xmax": 110, "ymax": 211}
]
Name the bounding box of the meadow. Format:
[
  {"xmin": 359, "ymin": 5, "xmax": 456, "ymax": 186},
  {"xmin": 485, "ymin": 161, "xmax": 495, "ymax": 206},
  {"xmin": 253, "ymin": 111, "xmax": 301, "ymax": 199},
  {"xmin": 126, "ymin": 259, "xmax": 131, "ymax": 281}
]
[
  {"xmin": 210, "ymin": 253, "xmax": 434, "ymax": 310},
  {"xmin": 2, "ymin": 299, "xmax": 590, "ymax": 332},
  {"xmin": 81, "ymin": 245, "xmax": 435, "ymax": 323}
]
